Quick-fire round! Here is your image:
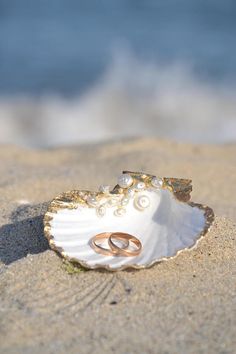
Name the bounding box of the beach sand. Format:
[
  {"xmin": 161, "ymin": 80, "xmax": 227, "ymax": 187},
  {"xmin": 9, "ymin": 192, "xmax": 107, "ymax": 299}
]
[{"xmin": 0, "ymin": 138, "xmax": 235, "ymax": 354}]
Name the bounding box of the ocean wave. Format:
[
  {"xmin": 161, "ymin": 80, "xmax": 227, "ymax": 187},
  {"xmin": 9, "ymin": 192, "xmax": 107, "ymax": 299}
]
[{"xmin": 0, "ymin": 54, "xmax": 236, "ymax": 147}]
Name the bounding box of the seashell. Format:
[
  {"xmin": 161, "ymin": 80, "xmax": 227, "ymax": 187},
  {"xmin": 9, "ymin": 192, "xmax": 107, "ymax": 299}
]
[
  {"xmin": 114, "ymin": 207, "xmax": 126, "ymax": 217},
  {"xmin": 96, "ymin": 205, "xmax": 106, "ymax": 217},
  {"xmin": 120, "ymin": 197, "xmax": 130, "ymax": 206},
  {"xmin": 134, "ymin": 181, "xmax": 146, "ymax": 190},
  {"xmin": 106, "ymin": 196, "xmax": 120, "ymax": 207},
  {"xmin": 127, "ymin": 188, "xmax": 135, "ymax": 197},
  {"xmin": 44, "ymin": 171, "xmax": 214, "ymax": 271},
  {"xmin": 99, "ymin": 185, "xmax": 110, "ymax": 194},
  {"xmin": 134, "ymin": 195, "xmax": 150, "ymax": 210},
  {"xmin": 151, "ymin": 176, "xmax": 163, "ymax": 188},
  {"xmin": 86, "ymin": 195, "xmax": 98, "ymax": 207},
  {"xmin": 117, "ymin": 173, "xmax": 133, "ymax": 188}
]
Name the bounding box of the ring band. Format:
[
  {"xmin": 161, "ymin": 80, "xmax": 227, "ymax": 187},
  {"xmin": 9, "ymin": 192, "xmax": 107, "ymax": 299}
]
[
  {"xmin": 108, "ymin": 232, "xmax": 142, "ymax": 257},
  {"xmin": 90, "ymin": 232, "xmax": 129, "ymax": 256}
]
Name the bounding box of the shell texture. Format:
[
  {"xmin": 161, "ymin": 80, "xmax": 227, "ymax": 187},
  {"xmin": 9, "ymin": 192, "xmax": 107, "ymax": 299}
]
[{"xmin": 44, "ymin": 171, "xmax": 214, "ymax": 271}]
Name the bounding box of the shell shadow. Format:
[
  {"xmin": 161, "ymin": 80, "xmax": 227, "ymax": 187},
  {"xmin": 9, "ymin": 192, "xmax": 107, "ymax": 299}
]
[{"xmin": 0, "ymin": 203, "xmax": 50, "ymax": 265}]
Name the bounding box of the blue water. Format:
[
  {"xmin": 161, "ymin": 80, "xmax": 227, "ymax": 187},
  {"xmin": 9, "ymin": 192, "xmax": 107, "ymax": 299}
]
[
  {"xmin": 0, "ymin": 0, "xmax": 236, "ymax": 146},
  {"xmin": 0, "ymin": 0, "xmax": 236, "ymax": 95}
]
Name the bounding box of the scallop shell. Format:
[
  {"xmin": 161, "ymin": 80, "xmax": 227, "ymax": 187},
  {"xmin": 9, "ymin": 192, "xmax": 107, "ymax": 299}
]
[{"xmin": 44, "ymin": 171, "xmax": 214, "ymax": 271}]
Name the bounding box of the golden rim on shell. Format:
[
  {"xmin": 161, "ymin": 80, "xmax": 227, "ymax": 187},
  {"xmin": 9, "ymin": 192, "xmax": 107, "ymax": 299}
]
[{"xmin": 44, "ymin": 171, "xmax": 214, "ymax": 271}]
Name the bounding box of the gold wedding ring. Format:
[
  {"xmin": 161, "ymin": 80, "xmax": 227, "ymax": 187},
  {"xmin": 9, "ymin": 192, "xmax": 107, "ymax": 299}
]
[
  {"xmin": 90, "ymin": 232, "xmax": 129, "ymax": 256},
  {"xmin": 108, "ymin": 232, "xmax": 142, "ymax": 257},
  {"xmin": 90, "ymin": 232, "xmax": 142, "ymax": 257}
]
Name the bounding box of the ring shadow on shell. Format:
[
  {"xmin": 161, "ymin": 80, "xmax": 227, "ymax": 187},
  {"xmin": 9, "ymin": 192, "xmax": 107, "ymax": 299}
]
[{"xmin": 0, "ymin": 203, "xmax": 50, "ymax": 265}]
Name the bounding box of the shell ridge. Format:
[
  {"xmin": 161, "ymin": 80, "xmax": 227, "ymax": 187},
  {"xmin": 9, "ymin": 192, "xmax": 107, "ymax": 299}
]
[{"xmin": 44, "ymin": 172, "xmax": 214, "ymax": 271}]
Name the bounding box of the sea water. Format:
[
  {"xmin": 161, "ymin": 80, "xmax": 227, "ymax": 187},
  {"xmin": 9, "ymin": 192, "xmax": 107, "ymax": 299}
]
[{"xmin": 0, "ymin": 0, "xmax": 235, "ymax": 146}]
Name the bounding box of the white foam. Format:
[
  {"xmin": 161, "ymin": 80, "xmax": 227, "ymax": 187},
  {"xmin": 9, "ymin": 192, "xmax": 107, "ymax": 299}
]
[{"xmin": 0, "ymin": 53, "xmax": 236, "ymax": 147}]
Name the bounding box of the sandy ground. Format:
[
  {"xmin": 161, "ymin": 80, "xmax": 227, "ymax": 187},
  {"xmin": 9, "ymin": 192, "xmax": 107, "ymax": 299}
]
[{"xmin": 0, "ymin": 138, "xmax": 235, "ymax": 354}]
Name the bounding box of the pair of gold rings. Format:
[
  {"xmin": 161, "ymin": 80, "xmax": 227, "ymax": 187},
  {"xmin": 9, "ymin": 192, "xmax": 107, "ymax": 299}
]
[{"xmin": 90, "ymin": 232, "xmax": 142, "ymax": 257}]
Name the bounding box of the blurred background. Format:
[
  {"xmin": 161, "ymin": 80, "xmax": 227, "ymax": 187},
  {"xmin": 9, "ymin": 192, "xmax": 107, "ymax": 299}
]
[{"xmin": 0, "ymin": 0, "xmax": 236, "ymax": 147}]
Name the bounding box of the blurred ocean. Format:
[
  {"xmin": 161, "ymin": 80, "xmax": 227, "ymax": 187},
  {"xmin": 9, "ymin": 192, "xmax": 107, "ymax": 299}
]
[{"xmin": 0, "ymin": 0, "xmax": 236, "ymax": 147}]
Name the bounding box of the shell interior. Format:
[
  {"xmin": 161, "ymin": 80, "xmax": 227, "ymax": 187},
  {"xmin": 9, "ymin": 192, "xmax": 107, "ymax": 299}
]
[{"xmin": 44, "ymin": 172, "xmax": 214, "ymax": 270}]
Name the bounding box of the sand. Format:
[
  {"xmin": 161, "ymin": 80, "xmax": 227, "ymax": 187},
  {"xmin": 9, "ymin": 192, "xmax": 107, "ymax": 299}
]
[{"xmin": 0, "ymin": 138, "xmax": 235, "ymax": 354}]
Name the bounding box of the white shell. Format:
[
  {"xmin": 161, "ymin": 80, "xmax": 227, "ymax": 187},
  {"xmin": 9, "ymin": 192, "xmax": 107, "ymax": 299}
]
[
  {"xmin": 44, "ymin": 172, "xmax": 214, "ymax": 271},
  {"xmin": 134, "ymin": 195, "xmax": 150, "ymax": 210},
  {"xmin": 151, "ymin": 176, "xmax": 163, "ymax": 188},
  {"xmin": 117, "ymin": 173, "xmax": 133, "ymax": 188},
  {"xmin": 134, "ymin": 181, "xmax": 146, "ymax": 190},
  {"xmin": 99, "ymin": 185, "xmax": 110, "ymax": 194}
]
